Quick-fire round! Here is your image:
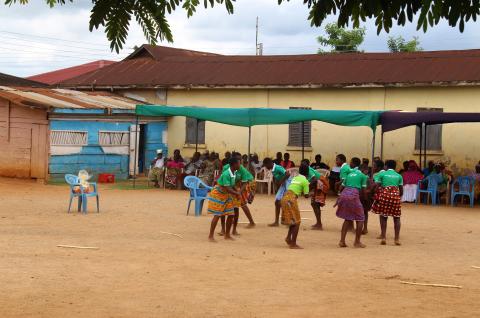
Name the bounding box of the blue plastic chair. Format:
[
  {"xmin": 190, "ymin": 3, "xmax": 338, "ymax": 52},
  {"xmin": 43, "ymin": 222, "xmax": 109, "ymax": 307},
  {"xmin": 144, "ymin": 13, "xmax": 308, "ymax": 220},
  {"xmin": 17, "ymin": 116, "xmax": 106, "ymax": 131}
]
[
  {"xmin": 65, "ymin": 174, "xmax": 100, "ymax": 214},
  {"xmin": 184, "ymin": 176, "xmax": 212, "ymax": 216},
  {"xmin": 451, "ymin": 176, "xmax": 475, "ymax": 207},
  {"xmin": 416, "ymin": 175, "xmax": 439, "ymax": 205}
]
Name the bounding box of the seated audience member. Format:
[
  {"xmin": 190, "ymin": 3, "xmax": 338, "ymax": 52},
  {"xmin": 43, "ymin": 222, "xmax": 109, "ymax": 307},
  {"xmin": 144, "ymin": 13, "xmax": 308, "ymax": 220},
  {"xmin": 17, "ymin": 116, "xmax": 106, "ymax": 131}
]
[
  {"xmin": 281, "ymin": 152, "xmax": 295, "ymax": 169},
  {"xmin": 149, "ymin": 150, "xmax": 165, "ymax": 188},
  {"xmin": 310, "ymin": 154, "xmax": 330, "ymax": 170},
  {"xmin": 401, "ymin": 160, "xmax": 424, "ymax": 203},
  {"xmin": 221, "ymin": 151, "xmax": 232, "ymax": 166},
  {"xmin": 398, "ymin": 160, "xmax": 409, "ymax": 175},
  {"xmin": 471, "ymin": 163, "xmax": 480, "ymax": 201},
  {"xmin": 250, "ymin": 154, "xmax": 263, "ymax": 174},
  {"xmin": 422, "ymin": 161, "xmax": 435, "ymax": 177},
  {"xmin": 273, "ymin": 152, "xmax": 283, "ymax": 165},
  {"xmin": 199, "ymin": 152, "xmax": 221, "ymax": 186},
  {"xmin": 184, "ymin": 152, "xmax": 203, "ymax": 176},
  {"xmin": 165, "ymin": 149, "xmax": 185, "ymax": 189},
  {"xmin": 425, "ymin": 163, "xmax": 451, "ymax": 201}
]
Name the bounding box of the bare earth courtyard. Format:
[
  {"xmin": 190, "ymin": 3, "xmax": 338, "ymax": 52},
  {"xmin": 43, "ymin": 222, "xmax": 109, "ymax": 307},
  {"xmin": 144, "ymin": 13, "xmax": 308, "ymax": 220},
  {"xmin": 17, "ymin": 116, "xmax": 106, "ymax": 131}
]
[{"xmin": 0, "ymin": 178, "xmax": 479, "ymax": 318}]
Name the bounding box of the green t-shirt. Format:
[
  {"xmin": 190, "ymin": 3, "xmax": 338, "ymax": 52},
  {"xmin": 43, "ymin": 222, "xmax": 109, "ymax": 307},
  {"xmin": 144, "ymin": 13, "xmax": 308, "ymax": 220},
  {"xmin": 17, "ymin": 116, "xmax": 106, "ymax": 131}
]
[
  {"xmin": 272, "ymin": 163, "xmax": 286, "ymax": 181},
  {"xmin": 307, "ymin": 166, "xmax": 321, "ymax": 182},
  {"xmin": 340, "ymin": 163, "xmax": 351, "ymax": 181},
  {"xmin": 222, "ymin": 164, "xmax": 253, "ymax": 182},
  {"xmin": 343, "ymin": 168, "xmax": 367, "ymax": 189},
  {"xmin": 374, "ymin": 169, "xmax": 403, "ymax": 187},
  {"xmin": 217, "ymin": 168, "xmax": 237, "ymax": 187},
  {"xmin": 287, "ymin": 175, "xmax": 310, "ymax": 196}
]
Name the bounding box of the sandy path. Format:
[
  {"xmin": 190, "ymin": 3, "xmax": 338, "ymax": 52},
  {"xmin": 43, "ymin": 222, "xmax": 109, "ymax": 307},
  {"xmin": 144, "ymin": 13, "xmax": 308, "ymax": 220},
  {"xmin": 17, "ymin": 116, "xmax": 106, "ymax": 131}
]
[{"xmin": 0, "ymin": 178, "xmax": 479, "ymax": 318}]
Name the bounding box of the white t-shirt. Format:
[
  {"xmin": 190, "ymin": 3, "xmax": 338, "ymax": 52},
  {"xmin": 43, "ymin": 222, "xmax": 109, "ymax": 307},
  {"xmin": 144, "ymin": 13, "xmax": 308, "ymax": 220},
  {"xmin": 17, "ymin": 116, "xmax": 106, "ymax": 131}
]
[{"xmin": 154, "ymin": 158, "xmax": 165, "ymax": 169}]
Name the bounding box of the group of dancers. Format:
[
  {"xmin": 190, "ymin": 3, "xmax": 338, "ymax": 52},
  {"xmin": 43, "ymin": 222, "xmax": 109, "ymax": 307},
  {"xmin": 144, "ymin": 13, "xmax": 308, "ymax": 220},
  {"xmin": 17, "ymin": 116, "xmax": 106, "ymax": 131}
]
[{"xmin": 207, "ymin": 152, "xmax": 404, "ymax": 249}]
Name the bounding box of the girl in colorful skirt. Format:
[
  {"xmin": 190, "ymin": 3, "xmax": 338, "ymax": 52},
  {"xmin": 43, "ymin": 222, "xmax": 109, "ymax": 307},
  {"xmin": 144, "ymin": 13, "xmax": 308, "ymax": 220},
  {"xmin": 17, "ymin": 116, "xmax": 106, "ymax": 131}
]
[
  {"xmin": 302, "ymin": 159, "xmax": 330, "ymax": 230},
  {"xmin": 207, "ymin": 157, "xmax": 241, "ymax": 242},
  {"xmin": 280, "ymin": 164, "xmax": 310, "ymax": 249},
  {"xmin": 335, "ymin": 157, "xmax": 367, "ymax": 248},
  {"xmin": 221, "ymin": 152, "xmax": 256, "ymax": 236},
  {"xmin": 372, "ymin": 160, "xmax": 403, "ymax": 246},
  {"xmin": 263, "ymin": 157, "xmax": 291, "ymax": 227}
]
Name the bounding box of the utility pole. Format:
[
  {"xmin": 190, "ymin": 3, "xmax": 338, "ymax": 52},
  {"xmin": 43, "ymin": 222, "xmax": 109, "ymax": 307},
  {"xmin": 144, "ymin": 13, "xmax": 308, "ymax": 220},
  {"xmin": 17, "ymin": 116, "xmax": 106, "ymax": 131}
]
[{"xmin": 255, "ymin": 16, "xmax": 259, "ymax": 55}]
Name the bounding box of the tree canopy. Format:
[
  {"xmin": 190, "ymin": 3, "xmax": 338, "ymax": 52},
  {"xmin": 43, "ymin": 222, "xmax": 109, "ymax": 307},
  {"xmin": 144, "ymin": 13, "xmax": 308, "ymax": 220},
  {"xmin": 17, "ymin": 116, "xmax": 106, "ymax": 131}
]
[
  {"xmin": 6, "ymin": 1, "xmax": 479, "ymax": 53},
  {"xmin": 387, "ymin": 36, "xmax": 422, "ymax": 52},
  {"xmin": 317, "ymin": 23, "xmax": 365, "ymax": 53}
]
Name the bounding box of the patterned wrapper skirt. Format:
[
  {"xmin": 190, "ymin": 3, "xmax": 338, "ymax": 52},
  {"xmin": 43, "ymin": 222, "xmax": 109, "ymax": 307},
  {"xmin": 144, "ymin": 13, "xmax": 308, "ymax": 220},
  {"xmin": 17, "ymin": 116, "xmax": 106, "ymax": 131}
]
[
  {"xmin": 207, "ymin": 186, "xmax": 234, "ymax": 216},
  {"xmin": 240, "ymin": 181, "xmax": 256, "ymax": 206},
  {"xmin": 311, "ymin": 177, "xmax": 329, "ymax": 207},
  {"xmin": 372, "ymin": 186, "xmax": 401, "ymax": 217},
  {"xmin": 336, "ymin": 187, "xmax": 365, "ymax": 221},
  {"xmin": 281, "ymin": 190, "xmax": 301, "ymax": 226}
]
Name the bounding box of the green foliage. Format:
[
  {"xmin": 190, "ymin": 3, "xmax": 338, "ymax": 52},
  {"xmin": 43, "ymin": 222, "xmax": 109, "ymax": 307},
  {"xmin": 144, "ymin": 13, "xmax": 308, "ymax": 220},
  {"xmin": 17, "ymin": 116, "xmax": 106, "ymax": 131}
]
[
  {"xmin": 6, "ymin": 1, "xmax": 479, "ymax": 53},
  {"xmin": 387, "ymin": 36, "xmax": 423, "ymax": 52},
  {"xmin": 317, "ymin": 23, "xmax": 365, "ymax": 53}
]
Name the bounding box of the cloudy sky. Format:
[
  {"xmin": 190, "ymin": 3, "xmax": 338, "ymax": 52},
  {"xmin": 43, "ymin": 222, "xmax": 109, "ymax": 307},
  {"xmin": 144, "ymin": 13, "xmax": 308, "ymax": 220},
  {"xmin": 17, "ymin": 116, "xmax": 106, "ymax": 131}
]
[{"xmin": 1, "ymin": 0, "xmax": 480, "ymax": 77}]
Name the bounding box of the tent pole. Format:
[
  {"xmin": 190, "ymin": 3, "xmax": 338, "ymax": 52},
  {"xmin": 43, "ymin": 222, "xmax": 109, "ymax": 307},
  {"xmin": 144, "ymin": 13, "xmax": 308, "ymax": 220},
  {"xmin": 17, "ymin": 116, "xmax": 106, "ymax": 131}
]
[
  {"xmin": 419, "ymin": 124, "xmax": 423, "ymax": 170},
  {"xmin": 371, "ymin": 130, "xmax": 376, "ymax": 177},
  {"xmin": 195, "ymin": 119, "xmax": 199, "ymax": 153},
  {"xmin": 133, "ymin": 115, "xmax": 138, "ymax": 189},
  {"xmin": 380, "ymin": 127, "xmax": 384, "ymax": 160},
  {"xmin": 248, "ymin": 126, "xmax": 252, "ymax": 165},
  {"xmin": 301, "ymin": 121, "xmax": 305, "ymax": 160},
  {"xmin": 424, "ymin": 124, "xmax": 428, "ymax": 168}
]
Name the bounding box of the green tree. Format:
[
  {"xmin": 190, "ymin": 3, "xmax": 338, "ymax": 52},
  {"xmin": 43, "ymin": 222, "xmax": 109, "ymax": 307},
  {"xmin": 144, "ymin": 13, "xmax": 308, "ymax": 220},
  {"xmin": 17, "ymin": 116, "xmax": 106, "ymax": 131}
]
[
  {"xmin": 387, "ymin": 36, "xmax": 423, "ymax": 52},
  {"xmin": 317, "ymin": 23, "xmax": 365, "ymax": 53},
  {"xmin": 6, "ymin": 1, "xmax": 479, "ymax": 52}
]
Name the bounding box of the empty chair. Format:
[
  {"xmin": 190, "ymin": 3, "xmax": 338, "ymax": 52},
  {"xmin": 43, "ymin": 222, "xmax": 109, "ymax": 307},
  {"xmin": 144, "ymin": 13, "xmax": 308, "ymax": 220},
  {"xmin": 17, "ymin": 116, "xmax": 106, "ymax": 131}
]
[
  {"xmin": 184, "ymin": 176, "xmax": 212, "ymax": 216},
  {"xmin": 317, "ymin": 168, "xmax": 331, "ymax": 178},
  {"xmin": 451, "ymin": 176, "xmax": 475, "ymax": 207},
  {"xmin": 255, "ymin": 167, "xmax": 273, "ymax": 195},
  {"xmin": 65, "ymin": 174, "xmax": 100, "ymax": 213},
  {"xmin": 416, "ymin": 175, "xmax": 439, "ymax": 205}
]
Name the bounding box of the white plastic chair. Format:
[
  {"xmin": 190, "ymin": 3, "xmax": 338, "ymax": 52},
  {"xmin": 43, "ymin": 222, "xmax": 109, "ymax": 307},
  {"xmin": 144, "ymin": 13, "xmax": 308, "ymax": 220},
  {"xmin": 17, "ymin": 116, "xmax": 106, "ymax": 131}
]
[
  {"xmin": 255, "ymin": 167, "xmax": 273, "ymax": 195},
  {"xmin": 317, "ymin": 169, "xmax": 330, "ymax": 178}
]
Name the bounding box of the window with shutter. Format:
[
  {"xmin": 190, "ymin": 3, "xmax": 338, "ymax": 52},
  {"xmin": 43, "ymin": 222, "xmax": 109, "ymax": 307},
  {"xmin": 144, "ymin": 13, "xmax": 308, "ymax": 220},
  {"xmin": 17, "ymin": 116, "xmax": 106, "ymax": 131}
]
[
  {"xmin": 415, "ymin": 107, "xmax": 443, "ymax": 151},
  {"xmin": 185, "ymin": 118, "xmax": 205, "ymax": 144},
  {"xmin": 50, "ymin": 130, "xmax": 88, "ymax": 146},
  {"xmin": 99, "ymin": 131, "xmax": 130, "ymax": 146},
  {"xmin": 288, "ymin": 107, "xmax": 311, "ymax": 147}
]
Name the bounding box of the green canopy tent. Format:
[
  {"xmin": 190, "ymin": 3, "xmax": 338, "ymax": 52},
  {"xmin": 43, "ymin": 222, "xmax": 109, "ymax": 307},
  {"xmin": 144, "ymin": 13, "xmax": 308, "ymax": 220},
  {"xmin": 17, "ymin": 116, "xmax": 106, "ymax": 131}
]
[{"xmin": 133, "ymin": 105, "xmax": 384, "ymax": 187}]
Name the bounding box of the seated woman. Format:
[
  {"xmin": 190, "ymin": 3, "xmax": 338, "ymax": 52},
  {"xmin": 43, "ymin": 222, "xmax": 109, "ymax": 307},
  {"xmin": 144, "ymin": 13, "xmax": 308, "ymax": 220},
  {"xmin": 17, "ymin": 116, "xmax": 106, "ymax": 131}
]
[
  {"xmin": 470, "ymin": 163, "xmax": 480, "ymax": 201},
  {"xmin": 425, "ymin": 163, "xmax": 452, "ymax": 201},
  {"xmin": 199, "ymin": 152, "xmax": 221, "ymax": 186},
  {"xmin": 165, "ymin": 149, "xmax": 185, "ymax": 189},
  {"xmin": 184, "ymin": 152, "xmax": 203, "ymax": 177},
  {"xmin": 401, "ymin": 160, "xmax": 424, "ymax": 203},
  {"xmin": 250, "ymin": 154, "xmax": 263, "ymax": 175}
]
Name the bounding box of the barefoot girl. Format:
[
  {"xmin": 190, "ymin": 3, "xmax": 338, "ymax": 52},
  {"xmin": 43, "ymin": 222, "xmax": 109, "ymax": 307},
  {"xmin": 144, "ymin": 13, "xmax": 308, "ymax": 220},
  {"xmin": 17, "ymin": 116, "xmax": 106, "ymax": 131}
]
[
  {"xmin": 302, "ymin": 159, "xmax": 329, "ymax": 230},
  {"xmin": 335, "ymin": 157, "xmax": 367, "ymax": 248},
  {"xmin": 372, "ymin": 160, "xmax": 403, "ymax": 246},
  {"xmin": 263, "ymin": 158, "xmax": 291, "ymax": 227},
  {"xmin": 207, "ymin": 157, "xmax": 241, "ymax": 242},
  {"xmin": 281, "ymin": 164, "xmax": 310, "ymax": 249},
  {"xmin": 222, "ymin": 152, "xmax": 256, "ymax": 235}
]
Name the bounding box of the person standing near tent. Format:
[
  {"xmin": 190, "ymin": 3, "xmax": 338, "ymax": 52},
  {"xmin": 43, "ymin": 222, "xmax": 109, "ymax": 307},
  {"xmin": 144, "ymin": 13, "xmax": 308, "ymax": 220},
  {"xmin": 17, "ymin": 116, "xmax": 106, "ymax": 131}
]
[
  {"xmin": 281, "ymin": 164, "xmax": 310, "ymax": 249},
  {"xmin": 301, "ymin": 159, "xmax": 329, "ymax": 230},
  {"xmin": 220, "ymin": 152, "xmax": 256, "ymax": 235},
  {"xmin": 335, "ymin": 157, "xmax": 367, "ymax": 248},
  {"xmin": 207, "ymin": 157, "xmax": 241, "ymax": 242},
  {"xmin": 372, "ymin": 160, "xmax": 403, "ymax": 246},
  {"xmin": 263, "ymin": 158, "xmax": 291, "ymax": 227}
]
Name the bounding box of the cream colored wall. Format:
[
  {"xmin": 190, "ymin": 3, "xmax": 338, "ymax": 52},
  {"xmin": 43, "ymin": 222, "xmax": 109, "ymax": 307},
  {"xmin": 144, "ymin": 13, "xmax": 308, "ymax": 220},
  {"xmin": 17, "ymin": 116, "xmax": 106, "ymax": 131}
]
[{"xmin": 122, "ymin": 86, "xmax": 480, "ymax": 171}]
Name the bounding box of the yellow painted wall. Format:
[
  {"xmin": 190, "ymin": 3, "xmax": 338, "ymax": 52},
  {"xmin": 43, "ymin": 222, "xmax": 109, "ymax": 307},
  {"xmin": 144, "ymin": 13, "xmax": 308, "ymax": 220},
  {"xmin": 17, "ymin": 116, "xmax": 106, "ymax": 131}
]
[{"xmin": 122, "ymin": 86, "xmax": 480, "ymax": 171}]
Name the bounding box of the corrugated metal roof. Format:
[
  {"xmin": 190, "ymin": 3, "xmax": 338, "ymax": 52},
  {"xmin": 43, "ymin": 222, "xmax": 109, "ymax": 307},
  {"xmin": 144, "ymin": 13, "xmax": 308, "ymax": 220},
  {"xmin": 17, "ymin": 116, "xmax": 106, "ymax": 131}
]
[
  {"xmin": 0, "ymin": 72, "xmax": 47, "ymax": 87},
  {"xmin": 0, "ymin": 86, "xmax": 139, "ymax": 110},
  {"xmin": 59, "ymin": 46, "xmax": 480, "ymax": 89},
  {"xmin": 27, "ymin": 60, "xmax": 116, "ymax": 85}
]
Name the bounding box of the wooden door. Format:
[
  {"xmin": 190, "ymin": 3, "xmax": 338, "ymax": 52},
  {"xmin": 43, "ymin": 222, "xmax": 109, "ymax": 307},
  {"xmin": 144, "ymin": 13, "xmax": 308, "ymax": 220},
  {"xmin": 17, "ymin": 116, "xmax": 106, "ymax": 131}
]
[{"xmin": 30, "ymin": 124, "xmax": 48, "ymax": 180}]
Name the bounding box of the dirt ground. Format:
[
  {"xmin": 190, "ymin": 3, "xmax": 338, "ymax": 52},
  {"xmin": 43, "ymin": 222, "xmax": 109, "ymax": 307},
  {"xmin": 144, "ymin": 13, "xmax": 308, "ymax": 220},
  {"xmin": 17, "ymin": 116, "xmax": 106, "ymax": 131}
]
[{"xmin": 0, "ymin": 177, "xmax": 479, "ymax": 318}]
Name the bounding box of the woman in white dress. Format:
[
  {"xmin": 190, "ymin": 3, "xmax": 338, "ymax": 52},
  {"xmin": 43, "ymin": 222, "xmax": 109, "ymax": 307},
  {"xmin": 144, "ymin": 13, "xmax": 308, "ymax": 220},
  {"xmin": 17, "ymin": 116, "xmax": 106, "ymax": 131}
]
[{"xmin": 401, "ymin": 160, "xmax": 424, "ymax": 203}]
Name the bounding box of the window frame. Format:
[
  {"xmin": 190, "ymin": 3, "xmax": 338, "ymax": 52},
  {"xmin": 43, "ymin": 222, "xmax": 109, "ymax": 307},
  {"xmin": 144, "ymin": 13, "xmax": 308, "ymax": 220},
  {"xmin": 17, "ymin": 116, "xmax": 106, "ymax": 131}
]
[
  {"xmin": 414, "ymin": 107, "xmax": 443, "ymax": 151},
  {"xmin": 50, "ymin": 130, "xmax": 88, "ymax": 146},
  {"xmin": 98, "ymin": 130, "xmax": 130, "ymax": 147},
  {"xmin": 287, "ymin": 107, "xmax": 312, "ymax": 148},
  {"xmin": 185, "ymin": 117, "xmax": 206, "ymax": 145}
]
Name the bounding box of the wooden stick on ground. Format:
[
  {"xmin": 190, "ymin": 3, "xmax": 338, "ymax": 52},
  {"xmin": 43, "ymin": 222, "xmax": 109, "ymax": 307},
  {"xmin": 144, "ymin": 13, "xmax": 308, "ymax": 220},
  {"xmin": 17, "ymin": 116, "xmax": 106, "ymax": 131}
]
[
  {"xmin": 472, "ymin": 266, "xmax": 480, "ymax": 269},
  {"xmin": 158, "ymin": 231, "xmax": 183, "ymax": 238},
  {"xmin": 57, "ymin": 245, "xmax": 99, "ymax": 250},
  {"xmin": 400, "ymin": 281, "xmax": 462, "ymax": 289},
  {"xmin": 300, "ymin": 209, "xmax": 311, "ymax": 213},
  {"xmin": 301, "ymin": 217, "xmax": 312, "ymax": 221}
]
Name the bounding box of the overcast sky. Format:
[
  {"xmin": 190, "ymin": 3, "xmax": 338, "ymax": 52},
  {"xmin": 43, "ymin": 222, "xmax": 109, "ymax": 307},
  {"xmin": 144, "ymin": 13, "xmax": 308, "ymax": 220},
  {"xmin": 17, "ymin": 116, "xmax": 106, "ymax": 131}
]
[{"xmin": 1, "ymin": 0, "xmax": 480, "ymax": 77}]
